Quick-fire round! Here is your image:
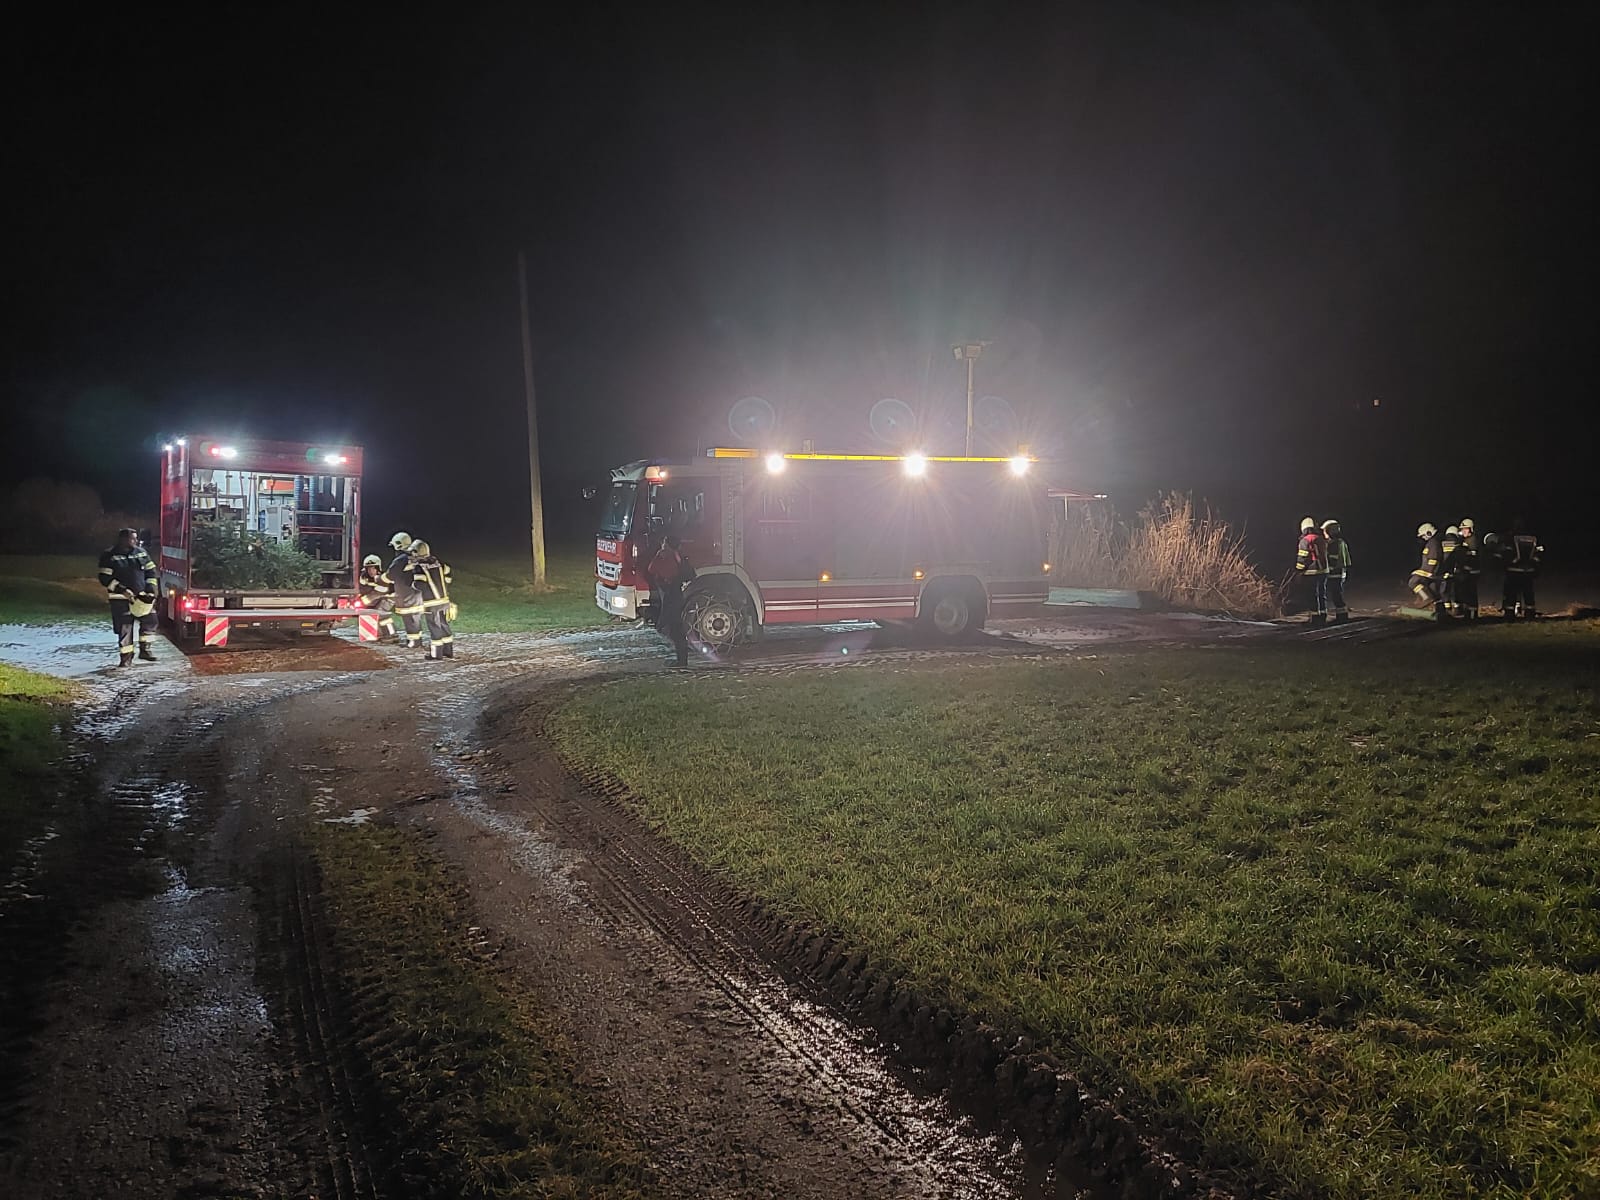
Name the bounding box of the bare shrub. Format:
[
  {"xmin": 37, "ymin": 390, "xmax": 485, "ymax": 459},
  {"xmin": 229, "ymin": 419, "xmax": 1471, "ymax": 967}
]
[{"xmin": 1050, "ymin": 493, "xmax": 1280, "ymax": 618}]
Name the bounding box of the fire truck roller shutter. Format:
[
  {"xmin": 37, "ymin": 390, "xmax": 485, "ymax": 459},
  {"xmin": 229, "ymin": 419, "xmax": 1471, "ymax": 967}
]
[
  {"xmin": 681, "ymin": 574, "xmax": 760, "ymax": 650},
  {"xmin": 917, "ymin": 575, "xmax": 987, "ymax": 640}
]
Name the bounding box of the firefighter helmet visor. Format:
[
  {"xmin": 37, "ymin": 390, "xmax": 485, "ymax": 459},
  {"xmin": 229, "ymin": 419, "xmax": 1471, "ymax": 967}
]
[
  {"xmin": 1417, "ymin": 523, "xmax": 1437, "ymax": 539},
  {"xmin": 362, "ymin": 554, "xmax": 383, "ymax": 568}
]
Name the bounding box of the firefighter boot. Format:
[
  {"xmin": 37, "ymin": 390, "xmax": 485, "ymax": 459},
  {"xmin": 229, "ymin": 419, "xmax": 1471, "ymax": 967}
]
[
  {"xmin": 138, "ymin": 646, "xmax": 157, "ymax": 662},
  {"xmin": 1334, "ymin": 612, "xmax": 1350, "ymax": 624},
  {"xmin": 117, "ymin": 650, "xmax": 134, "ymax": 667}
]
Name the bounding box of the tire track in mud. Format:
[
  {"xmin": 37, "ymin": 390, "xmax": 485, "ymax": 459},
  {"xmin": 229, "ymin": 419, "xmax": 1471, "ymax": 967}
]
[
  {"xmin": 416, "ymin": 661, "xmax": 1037, "ymax": 1200},
  {"xmin": 0, "ymin": 667, "xmax": 378, "ymax": 1194}
]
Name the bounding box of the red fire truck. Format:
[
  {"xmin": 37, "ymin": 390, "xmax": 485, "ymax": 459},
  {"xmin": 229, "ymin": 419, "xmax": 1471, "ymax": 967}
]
[
  {"xmin": 594, "ymin": 447, "xmax": 1054, "ymax": 645},
  {"xmin": 157, "ymin": 436, "xmax": 375, "ymax": 648}
]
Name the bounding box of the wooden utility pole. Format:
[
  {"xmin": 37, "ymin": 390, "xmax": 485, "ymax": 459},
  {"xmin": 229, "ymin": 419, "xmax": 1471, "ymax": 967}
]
[{"xmin": 518, "ymin": 250, "xmax": 548, "ymax": 588}]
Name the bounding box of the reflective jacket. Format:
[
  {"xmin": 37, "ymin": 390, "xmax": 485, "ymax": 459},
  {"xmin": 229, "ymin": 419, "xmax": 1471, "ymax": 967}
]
[
  {"xmin": 1456, "ymin": 534, "xmax": 1480, "ymax": 576},
  {"xmin": 1505, "ymin": 533, "xmax": 1542, "ymax": 574},
  {"xmin": 411, "ymin": 555, "xmax": 453, "ymax": 608},
  {"xmin": 1441, "ymin": 529, "xmax": 1462, "ymax": 575},
  {"xmin": 1412, "ymin": 534, "xmax": 1443, "ymax": 580},
  {"xmin": 1325, "ymin": 536, "xmax": 1352, "ymax": 579},
  {"xmin": 98, "ymin": 544, "xmax": 157, "ymax": 601},
  {"xmin": 383, "ymin": 552, "xmax": 420, "ymax": 600},
  {"xmin": 1295, "ymin": 531, "xmax": 1327, "ymax": 576},
  {"xmin": 357, "ymin": 570, "xmax": 393, "ymax": 607}
]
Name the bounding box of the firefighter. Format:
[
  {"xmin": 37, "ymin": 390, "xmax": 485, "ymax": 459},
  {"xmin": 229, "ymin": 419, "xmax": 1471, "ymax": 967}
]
[
  {"xmin": 1409, "ymin": 523, "xmax": 1445, "ymax": 618},
  {"xmin": 383, "ymin": 531, "xmax": 426, "ymax": 649},
  {"xmin": 1294, "ymin": 516, "xmax": 1328, "ymax": 625},
  {"xmin": 1321, "ymin": 519, "xmax": 1352, "ymax": 623},
  {"xmin": 1454, "ymin": 519, "xmax": 1481, "ymax": 619},
  {"xmin": 1499, "ymin": 520, "xmax": 1542, "ymax": 619},
  {"xmin": 357, "ymin": 554, "xmax": 396, "ymax": 640},
  {"xmin": 409, "ymin": 540, "xmax": 455, "ymax": 659},
  {"xmin": 96, "ymin": 527, "xmax": 159, "ymax": 665},
  {"xmin": 646, "ymin": 534, "xmax": 695, "ymax": 666},
  {"xmin": 1440, "ymin": 525, "xmax": 1462, "ymax": 614}
]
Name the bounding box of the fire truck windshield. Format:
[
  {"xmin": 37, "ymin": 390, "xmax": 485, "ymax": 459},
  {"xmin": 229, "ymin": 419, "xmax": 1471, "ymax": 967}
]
[{"xmin": 598, "ymin": 481, "xmax": 637, "ymax": 536}]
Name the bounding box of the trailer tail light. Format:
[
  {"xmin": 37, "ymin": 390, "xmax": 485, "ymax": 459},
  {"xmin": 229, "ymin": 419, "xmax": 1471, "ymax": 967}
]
[
  {"xmin": 182, "ymin": 595, "xmax": 206, "ymax": 611},
  {"xmin": 644, "ymin": 466, "xmax": 669, "ymax": 482}
]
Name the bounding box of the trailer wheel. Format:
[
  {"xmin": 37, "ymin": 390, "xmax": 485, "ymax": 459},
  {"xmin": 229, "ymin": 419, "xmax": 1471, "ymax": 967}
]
[
  {"xmin": 919, "ymin": 582, "xmax": 986, "ymax": 640},
  {"xmin": 682, "ymin": 582, "xmax": 757, "ymax": 651}
]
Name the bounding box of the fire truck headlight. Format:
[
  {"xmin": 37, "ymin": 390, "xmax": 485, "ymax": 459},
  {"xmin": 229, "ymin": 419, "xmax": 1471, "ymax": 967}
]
[
  {"xmin": 215, "ymin": 445, "xmax": 238, "ymax": 459},
  {"xmin": 903, "ymin": 452, "xmax": 927, "ymax": 478},
  {"xmin": 765, "ymin": 452, "xmax": 786, "ymax": 474},
  {"xmin": 1008, "ymin": 454, "xmax": 1031, "ymax": 477},
  {"xmin": 611, "ymin": 596, "xmax": 628, "ymax": 609}
]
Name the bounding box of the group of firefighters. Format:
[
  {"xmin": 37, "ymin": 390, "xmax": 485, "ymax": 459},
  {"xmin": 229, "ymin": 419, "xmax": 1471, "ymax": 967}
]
[
  {"xmin": 94, "ymin": 526, "xmax": 457, "ymax": 665},
  {"xmin": 356, "ymin": 531, "xmax": 457, "ymax": 658},
  {"xmin": 1294, "ymin": 516, "xmax": 1544, "ymax": 624}
]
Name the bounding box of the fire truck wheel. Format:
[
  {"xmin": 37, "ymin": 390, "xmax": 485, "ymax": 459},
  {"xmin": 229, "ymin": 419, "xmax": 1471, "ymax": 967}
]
[
  {"xmin": 682, "ymin": 583, "xmax": 755, "ymax": 650},
  {"xmin": 920, "ymin": 583, "xmax": 985, "ymax": 640}
]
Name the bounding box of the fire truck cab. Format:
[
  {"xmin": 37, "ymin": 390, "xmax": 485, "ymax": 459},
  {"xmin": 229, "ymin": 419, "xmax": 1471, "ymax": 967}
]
[
  {"xmin": 595, "ymin": 448, "xmax": 1053, "ymax": 645},
  {"xmin": 157, "ymin": 436, "xmax": 373, "ymax": 648}
]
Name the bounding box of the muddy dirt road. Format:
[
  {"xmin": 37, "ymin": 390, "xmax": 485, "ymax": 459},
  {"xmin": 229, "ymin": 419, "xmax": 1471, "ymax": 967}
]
[{"xmin": 0, "ymin": 613, "xmax": 1361, "ymax": 1198}]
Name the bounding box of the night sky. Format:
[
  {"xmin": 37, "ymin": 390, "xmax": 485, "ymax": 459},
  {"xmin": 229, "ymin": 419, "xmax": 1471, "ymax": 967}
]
[{"xmin": 7, "ymin": 4, "xmax": 1595, "ymax": 559}]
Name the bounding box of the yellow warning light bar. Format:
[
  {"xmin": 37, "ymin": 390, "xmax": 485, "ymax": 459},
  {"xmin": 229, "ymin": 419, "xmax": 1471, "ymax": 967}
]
[{"xmin": 708, "ymin": 447, "xmax": 1027, "ymax": 464}]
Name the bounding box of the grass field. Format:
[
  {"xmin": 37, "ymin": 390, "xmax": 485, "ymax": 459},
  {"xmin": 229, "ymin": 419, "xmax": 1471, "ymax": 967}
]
[
  {"xmin": 446, "ymin": 546, "xmax": 609, "ymax": 634},
  {"xmin": 0, "ymin": 548, "xmax": 610, "ymax": 633},
  {"xmin": 309, "ymin": 822, "xmax": 648, "ymax": 1197},
  {"xmin": 552, "ymin": 622, "xmax": 1600, "ymax": 1199},
  {"xmin": 0, "ymin": 664, "xmax": 79, "ymax": 869},
  {"xmin": 0, "ymin": 555, "xmax": 105, "ymax": 625}
]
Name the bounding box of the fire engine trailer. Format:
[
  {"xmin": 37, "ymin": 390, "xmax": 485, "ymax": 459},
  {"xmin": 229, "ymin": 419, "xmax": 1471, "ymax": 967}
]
[
  {"xmin": 157, "ymin": 436, "xmax": 380, "ymax": 648},
  {"xmin": 594, "ymin": 447, "xmax": 1055, "ymax": 645}
]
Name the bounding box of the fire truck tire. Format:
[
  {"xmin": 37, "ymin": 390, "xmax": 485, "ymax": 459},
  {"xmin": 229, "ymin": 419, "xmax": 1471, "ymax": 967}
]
[
  {"xmin": 919, "ymin": 582, "xmax": 986, "ymax": 640},
  {"xmin": 682, "ymin": 581, "xmax": 758, "ymax": 650}
]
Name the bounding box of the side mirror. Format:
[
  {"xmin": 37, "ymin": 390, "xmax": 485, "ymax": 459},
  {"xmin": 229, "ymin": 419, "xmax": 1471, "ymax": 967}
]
[{"xmin": 582, "ymin": 485, "xmax": 597, "ymax": 501}]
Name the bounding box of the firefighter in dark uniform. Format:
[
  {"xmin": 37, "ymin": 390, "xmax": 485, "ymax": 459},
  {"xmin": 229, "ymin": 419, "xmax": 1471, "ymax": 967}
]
[
  {"xmin": 1321, "ymin": 519, "xmax": 1352, "ymax": 623},
  {"xmin": 1294, "ymin": 516, "xmax": 1328, "ymax": 625},
  {"xmin": 409, "ymin": 540, "xmax": 455, "ymax": 659},
  {"xmin": 646, "ymin": 535, "xmax": 695, "ymax": 666},
  {"xmin": 1409, "ymin": 522, "xmax": 1445, "ymax": 618},
  {"xmin": 382, "ymin": 531, "xmax": 426, "ymax": 649},
  {"xmin": 1498, "ymin": 520, "xmax": 1543, "ymax": 619},
  {"xmin": 357, "ymin": 554, "xmax": 396, "ymax": 640},
  {"xmin": 1454, "ymin": 519, "xmax": 1481, "ymax": 619},
  {"xmin": 1440, "ymin": 525, "xmax": 1462, "ymax": 614},
  {"xmin": 97, "ymin": 527, "xmax": 159, "ymax": 665}
]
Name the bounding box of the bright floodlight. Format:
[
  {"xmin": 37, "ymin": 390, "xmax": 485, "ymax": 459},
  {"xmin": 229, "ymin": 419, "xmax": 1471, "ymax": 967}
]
[
  {"xmin": 1008, "ymin": 454, "xmax": 1031, "ymax": 477},
  {"xmin": 324, "ymin": 452, "xmax": 348, "ymax": 465},
  {"xmin": 903, "ymin": 452, "xmax": 928, "ymax": 477},
  {"xmin": 765, "ymin": 452, "xmax": 786, "ymax": 473},
  {"xmin": 162, "ymin": 443, "xmax": 173, "ymax": 451}
]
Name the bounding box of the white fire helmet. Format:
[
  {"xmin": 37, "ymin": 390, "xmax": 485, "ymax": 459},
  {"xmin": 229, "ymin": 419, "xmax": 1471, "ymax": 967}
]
[
  {"xmin": 1321, "ymin": 519, "xmax": 1340, "ymax": 533},
  {"xmin": 1446, "ymin": 525, "xmax": 1460, "ymax": 537},
  {"xmin": 362, "ymin": 554, "xmax": 383, "ymax": 568},
  {"xmin": 1417, "ymin": 523, "xmax": 1437, "ymax": 539},
  {"xmin": 1459, "ymin": 518, "xmax": 1475, "ymax": 533},
  {"xmin": 410, "ymin": 540, "xmax": 431, "ymax": 557},
  {"xmin": 1300, "ymin": 516, "xmax": 1316, "ymax": 532},
  {"xmin": 389, "ymin": 531, "xmax": 413, "ymax": 551}
]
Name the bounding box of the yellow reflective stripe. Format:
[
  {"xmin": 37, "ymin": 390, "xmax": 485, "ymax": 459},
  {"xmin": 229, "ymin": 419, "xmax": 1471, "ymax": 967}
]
[{"xmin": 432, "ymin": 635, "xmax": 453, "ymax": 645}]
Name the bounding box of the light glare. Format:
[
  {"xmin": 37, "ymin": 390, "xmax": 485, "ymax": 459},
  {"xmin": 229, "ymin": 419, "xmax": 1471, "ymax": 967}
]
[
  {"xmin": 765, "ymin": 452, "xmax": 786, "ymax": 473},
  {"xmin": 1008, "ymin": 454, "xmax": 1031, "ymax": 476},
  {"xmin": 903, "ymin": 452, "xmax": 927, "ymax": 477}
]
